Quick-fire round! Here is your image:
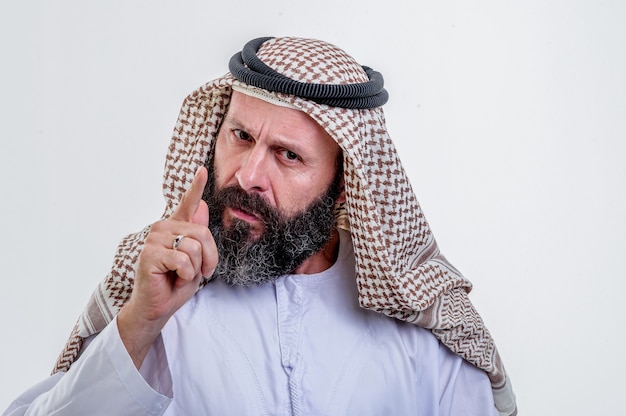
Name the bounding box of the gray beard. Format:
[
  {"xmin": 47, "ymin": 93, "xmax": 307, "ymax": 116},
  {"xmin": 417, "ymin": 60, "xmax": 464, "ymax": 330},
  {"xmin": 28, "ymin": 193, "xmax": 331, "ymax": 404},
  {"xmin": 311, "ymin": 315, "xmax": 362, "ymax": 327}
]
[{"xmin": 203, "ymin": 159, "xmax": 341, "ymax": 286}]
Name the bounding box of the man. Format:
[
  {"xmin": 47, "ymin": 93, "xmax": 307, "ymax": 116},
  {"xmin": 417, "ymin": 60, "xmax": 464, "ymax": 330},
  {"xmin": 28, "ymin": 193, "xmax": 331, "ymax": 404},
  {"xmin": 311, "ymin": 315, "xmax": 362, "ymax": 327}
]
[{"xmin": 3, "ymin": 36, "xmax": 516, "ymax": 415}]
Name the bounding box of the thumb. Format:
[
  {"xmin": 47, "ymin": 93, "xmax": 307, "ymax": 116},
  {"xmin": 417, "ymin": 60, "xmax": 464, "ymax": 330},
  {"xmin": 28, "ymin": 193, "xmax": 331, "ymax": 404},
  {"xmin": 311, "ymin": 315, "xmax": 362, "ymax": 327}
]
[{"xmin": 171, "ymin": 167, "xmax": 208, "ymax": 222}]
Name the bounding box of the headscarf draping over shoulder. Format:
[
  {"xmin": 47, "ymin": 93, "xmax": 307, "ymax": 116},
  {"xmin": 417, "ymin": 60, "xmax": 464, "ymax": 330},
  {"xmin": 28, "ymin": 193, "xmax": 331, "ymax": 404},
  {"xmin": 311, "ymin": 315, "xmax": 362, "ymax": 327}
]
[{"xmin": 53, "ymin": 36, "xmax": 517, "ymax": 416}]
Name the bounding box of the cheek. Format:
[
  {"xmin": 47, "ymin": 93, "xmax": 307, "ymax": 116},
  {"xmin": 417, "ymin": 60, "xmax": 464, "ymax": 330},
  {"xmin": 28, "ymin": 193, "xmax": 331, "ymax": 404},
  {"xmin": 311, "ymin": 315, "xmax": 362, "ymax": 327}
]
[{"xmin": 279, "ymin": 171, "xmax": 332, "ymax": 213}]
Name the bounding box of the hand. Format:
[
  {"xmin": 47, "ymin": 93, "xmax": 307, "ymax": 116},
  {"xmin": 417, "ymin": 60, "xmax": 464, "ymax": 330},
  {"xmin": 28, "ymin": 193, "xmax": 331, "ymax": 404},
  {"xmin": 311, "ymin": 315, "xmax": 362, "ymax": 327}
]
[{"xmin": 118, "ymin": 167, "xmax": 218, "ymax": 368}]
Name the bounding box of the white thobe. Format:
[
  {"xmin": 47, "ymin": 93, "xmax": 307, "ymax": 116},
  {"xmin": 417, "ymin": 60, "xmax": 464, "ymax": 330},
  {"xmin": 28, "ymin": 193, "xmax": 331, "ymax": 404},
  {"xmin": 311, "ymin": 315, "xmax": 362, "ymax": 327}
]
[{"xmin": 4, "ymin": 230, "xmax": 498, "ymax": 416}]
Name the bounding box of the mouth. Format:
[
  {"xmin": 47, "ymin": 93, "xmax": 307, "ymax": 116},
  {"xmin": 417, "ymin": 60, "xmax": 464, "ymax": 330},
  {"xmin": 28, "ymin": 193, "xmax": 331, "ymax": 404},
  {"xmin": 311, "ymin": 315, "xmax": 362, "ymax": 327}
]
[
  {"xmin": 223, "ymin": 206, "xmax": 266, "ymax": 238},
  {"xmin": 226, "ymin": 206, "xmax": 261, "ymax": 224}
]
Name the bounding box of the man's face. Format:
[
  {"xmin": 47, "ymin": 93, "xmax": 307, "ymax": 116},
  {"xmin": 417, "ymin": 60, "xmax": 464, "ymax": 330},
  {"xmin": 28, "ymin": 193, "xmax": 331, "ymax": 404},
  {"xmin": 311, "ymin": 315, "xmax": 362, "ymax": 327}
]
[{"xmin": 203, "ymin": 91, "xmax": 344, "ymax": 285}]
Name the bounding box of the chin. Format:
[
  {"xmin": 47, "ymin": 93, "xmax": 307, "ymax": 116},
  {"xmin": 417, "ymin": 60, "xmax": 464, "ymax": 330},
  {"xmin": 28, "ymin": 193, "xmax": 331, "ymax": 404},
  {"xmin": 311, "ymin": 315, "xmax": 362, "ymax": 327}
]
[{"xmin": 224, "ymin": 216, "xmax": 265, "ymax": 240}]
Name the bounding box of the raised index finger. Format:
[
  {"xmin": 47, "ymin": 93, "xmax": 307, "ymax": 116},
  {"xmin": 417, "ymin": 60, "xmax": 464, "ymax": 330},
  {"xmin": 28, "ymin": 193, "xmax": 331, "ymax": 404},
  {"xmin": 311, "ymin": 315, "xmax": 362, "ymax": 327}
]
[{"xmin": 170, "ymin": 167, "xmax": 209, "ymax": 222}]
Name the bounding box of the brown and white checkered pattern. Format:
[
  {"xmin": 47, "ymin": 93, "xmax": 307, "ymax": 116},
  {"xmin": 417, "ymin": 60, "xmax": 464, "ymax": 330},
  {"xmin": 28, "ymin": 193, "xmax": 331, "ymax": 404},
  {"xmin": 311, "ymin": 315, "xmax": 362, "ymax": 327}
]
[{"xmin": 52, "ymin": 37, "xmax": 516, "ymax": 415}]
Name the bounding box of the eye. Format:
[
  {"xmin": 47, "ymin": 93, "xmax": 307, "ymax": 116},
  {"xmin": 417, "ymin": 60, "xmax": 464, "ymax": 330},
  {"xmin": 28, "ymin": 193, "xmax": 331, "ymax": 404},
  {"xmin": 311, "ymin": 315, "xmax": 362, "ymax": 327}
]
[
  {"xmin": 234, "ymin": 129, "xmax": 252, "ymax": 141},
  {"xmin": 280, "ymin": 149, "xmax": 301, "ymax": 162}
]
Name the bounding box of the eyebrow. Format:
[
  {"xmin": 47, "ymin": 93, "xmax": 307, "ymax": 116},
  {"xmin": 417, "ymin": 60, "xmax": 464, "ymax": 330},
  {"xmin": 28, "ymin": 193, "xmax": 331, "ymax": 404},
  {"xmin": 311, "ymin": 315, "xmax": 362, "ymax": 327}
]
[
  {"xmin": 222, "ymin": 113, "xmax": 310, "ymax": 157},
  {"xmin": 222, "ymin": 113, "xmax": 246, "ymax": 131}
]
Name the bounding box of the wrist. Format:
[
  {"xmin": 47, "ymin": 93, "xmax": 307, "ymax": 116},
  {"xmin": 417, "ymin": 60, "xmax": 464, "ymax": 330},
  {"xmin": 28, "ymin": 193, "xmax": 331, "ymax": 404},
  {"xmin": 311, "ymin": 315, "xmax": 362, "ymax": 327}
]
[{"xmin": 117, "ymin": 303, "xmax": 166, "ymax": 369}]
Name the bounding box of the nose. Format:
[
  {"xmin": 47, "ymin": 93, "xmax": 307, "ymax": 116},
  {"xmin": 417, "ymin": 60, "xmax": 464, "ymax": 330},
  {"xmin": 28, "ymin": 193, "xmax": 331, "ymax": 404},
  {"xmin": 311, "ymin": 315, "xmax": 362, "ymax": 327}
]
[{"xmin": 235, "ymin": 146, "xmax": 270, "ymax": 194}]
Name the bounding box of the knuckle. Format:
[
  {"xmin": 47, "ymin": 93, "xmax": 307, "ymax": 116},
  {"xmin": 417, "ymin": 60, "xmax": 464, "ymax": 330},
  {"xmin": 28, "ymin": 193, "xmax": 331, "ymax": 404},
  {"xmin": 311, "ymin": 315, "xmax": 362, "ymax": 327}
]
[
  {"xmin": 199, "ymin": 227, "xmax": 215, "ymax": 243},
  {"xmin": 147, "ymin": 221, "xmax": 174, "ymax": 239},
  {"xmin": 188, "ymin": 238, "xmax": 203, "ymax": 257},
  {"xmin": 150, "ymin": 219, "xmax": 168, "ymax": 232},
  {"xmin": 170, "ymin": 252, "xmax": 188, "ymax": 270}
]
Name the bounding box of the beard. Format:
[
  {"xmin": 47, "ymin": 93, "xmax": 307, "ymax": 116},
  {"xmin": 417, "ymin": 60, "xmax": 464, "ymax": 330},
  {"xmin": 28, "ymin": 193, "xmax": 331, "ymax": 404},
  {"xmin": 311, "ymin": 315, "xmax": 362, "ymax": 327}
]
[{"xmin": 203, "ymin": 154, "xmax": 342, "ymax": 286}]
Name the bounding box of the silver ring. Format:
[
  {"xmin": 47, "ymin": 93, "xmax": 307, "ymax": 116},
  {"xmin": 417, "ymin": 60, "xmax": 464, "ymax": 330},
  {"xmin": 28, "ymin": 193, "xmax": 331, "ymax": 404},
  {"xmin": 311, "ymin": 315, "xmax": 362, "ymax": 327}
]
[{"xmin": 173, "ymin": 235, "xmax": 185, "ymax": 250}]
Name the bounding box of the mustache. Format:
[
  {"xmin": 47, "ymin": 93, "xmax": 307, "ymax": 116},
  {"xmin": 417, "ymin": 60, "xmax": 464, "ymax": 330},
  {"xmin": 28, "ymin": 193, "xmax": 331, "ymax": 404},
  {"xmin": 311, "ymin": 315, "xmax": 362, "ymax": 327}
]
[{"xmin": 212, "ymin": 185, "xmax": 280, "ymax": 225}]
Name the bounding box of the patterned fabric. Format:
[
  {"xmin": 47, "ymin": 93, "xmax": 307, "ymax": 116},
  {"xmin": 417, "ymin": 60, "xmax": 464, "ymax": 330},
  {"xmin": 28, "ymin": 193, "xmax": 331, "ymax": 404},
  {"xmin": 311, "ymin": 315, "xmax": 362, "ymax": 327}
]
[{"xmin": 52, "ymin": 37, "xmax": 517, "ymax": 416}]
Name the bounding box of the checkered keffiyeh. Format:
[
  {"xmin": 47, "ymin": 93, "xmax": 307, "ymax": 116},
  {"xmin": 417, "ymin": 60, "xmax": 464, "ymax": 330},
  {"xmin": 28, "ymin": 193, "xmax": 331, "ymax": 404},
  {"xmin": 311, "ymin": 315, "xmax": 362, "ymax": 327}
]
[{"xmin": 53, "ymin": 37, "xmax": 517, "ymax": 415}]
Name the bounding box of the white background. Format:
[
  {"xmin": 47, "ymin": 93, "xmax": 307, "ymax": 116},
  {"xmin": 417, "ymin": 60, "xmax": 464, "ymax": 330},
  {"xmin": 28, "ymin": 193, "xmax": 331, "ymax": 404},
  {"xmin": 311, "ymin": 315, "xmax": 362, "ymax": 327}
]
[{"xmin": 1, "ymin": 1, "xmax": 625, "ymax": 414}]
